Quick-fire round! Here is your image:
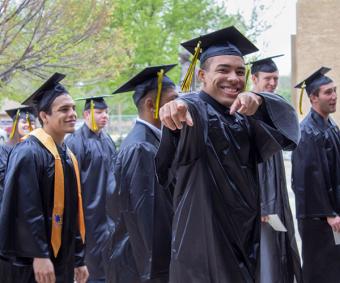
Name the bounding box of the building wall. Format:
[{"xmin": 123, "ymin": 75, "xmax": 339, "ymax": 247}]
[{"xmin": 293, "ymin": 0, "xmax": 340, "ymax": 123}]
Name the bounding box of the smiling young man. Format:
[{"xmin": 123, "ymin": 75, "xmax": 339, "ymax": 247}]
[
  {"xmin": 105, "ymin": 65, "xmax": 177, "ymax": 283},
  {"xmin": 0, "ymin": 73, "xmax": 88, "ymax": 283},
  {"xmin": 65, "ymin": 95, "xmax": 117, "ymax": 283},
  {"xmin": 155, "ymin": 26, "xmax": 300, "ymax": 282},
  {"xmin": 292, "ymin": 67, "xmax": 340, "ymax": 283},
  {"xmin": 250, "ymin": 55, "xmax": 302, "ymax": 283},
  {"xmin": 251, "ymin": 56, "xmax": 280, "ymax": 94}
]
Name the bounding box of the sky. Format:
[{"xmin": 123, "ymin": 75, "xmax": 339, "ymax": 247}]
[{"xmin": 225, "ymin": 0, "xmax": 297, "ymax": 75}]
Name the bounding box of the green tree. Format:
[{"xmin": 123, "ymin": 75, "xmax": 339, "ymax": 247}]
[
  {"xmin": 0, "ymin": 0, "xmax": 132, "ymax": 102},
  {"xmin": 0, "ymin": 0, "xmax": 271, "ymax": 116},
  {"xmin": 107, "ymin": 0, "xmax": 247, "ymax": 114}
]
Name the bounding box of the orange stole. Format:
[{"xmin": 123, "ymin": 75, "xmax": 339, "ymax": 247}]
[{"xmin": 29, "ymin": 128, "xmax": 85, "ymax": 257}]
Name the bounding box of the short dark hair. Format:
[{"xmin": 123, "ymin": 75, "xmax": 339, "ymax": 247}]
[
  {"xmin": 38, "ymin": 108, "xmax": 52, "ymax": 126},
  {"xmin": 200, "ymin": 57, "xmax": 213, "ymax": 71},
  {"xmin": 310, "ymin": 88, "xmax": 320, "ymax": 97},
  {"xmin": 37, "ymin": 92, "xmax": 69, "ymax": 126},
  {"xmin": 137, "ymin": 86, "xmax": 175, "ymax": 113}
]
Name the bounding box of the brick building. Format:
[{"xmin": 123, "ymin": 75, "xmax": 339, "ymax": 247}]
[{"xmin": 292, "ymin": 0, "xmax": 340, "ymax": 123}]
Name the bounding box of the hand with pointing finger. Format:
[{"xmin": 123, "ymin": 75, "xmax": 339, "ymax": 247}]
[
  {"xmin": 159, "ymin": 99, "xmax": 194, "ymax": 130},
  {"xmin": 230, "ymin": 92, "xmax": 263, "ymax": 116}
]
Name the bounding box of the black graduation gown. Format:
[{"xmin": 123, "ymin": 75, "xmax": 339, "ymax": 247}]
[
  {"xmin": 105, "ymin": 120, "xmax": 173, "ymax": 283},
  {"xmin": 292, "ymin": 108, "xmax": 340, "ymax": 283},
  {"xmin": 156, "ymin": 91, "xmax": 300, "ymax": 283},
  {"xmin": 258, "ymin": 151, "xmax": 302, "ymax": 283},
  {"xmin": 0, "ymin": 136, "xmax": 85, "ymax": 283},
  {"xmin": 65, "ymin": 123, "xmax": 116, "ymax": 280},
  {"xmin": 0, "ymin": 144, "xmax": 12, "ymax": 212}
]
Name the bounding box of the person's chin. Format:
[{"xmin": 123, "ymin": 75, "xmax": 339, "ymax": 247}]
[
  {"xmin": 219, "ymin": 97, "xmax": 235, "ymax": 107},
  {"xmin": 330, "ymin": 107, "xmax": 336, "ymax": 113},
  {"xmin": 21, "ymin": 130, "xmax": 30, "ymax": 135},
  {"xmin": 65, "ymin": 126, "xmax": 76, "ymax": 133}
]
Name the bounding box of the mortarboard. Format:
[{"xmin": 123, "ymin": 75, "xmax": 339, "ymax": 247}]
[
  {"xmin": 5, "ymin": 106, "xmax": 36, "ymax": 139},
  {"xmin": 249, "ymin": 54, "xmax": 284, "ymax": 74},
  {"xmin": 113, "ymin": 64, "xmax": 176, "ymax": 119},
  {"xmin": 75, "ymin": 95, "xmax": 113, "ymax": 132},
  {"xmin": 180, "ymin": 26, "xmax": 258, "ymax": 92},
  {"xmin": 75, "ymin": 95, "xmax": 113, "ymax": 111},
  {"xmin": 295, "ymin": 67, "xmax": 333, "ymax": 114},
  {"xmin": 5, "ymin": 106, "xmax": 36, "ymax": 120},
  {"xmin": 22, "ymin": 73, "xmax": 68, "ymax": 112}
]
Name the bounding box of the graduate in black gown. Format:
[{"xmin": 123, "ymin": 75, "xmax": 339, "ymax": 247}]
[
  {"xmin": 105, "ymin": 64, "xmax": 178, "ymax": 283},
  {"xmin": 155, "ymin": 26, "xmax": 300, "ymax": 283},
  {"xmin": 0, "ymin": 73, "xmax": 88, "ymax": 283},
  {"xmin": 66, "ymin": 95, "xmax": 117, "ymax": 282},
  {"xmin": 0, "ymin": 106, "xmax": 36, "ymax": 211},
  {"xmin": 250, "ymin": 55, "xmax": 302, "ymax": 283},
  {"xmin": 292, "ymin": 67, "xmax": 340, "ymax": 283}
]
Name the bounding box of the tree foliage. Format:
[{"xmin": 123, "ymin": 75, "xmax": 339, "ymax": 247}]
[
  {"xmin": 0, "ymin": 0, "xmax": 132, "ymax": 102},
  {"xmin": 0, "ymin": 0, "xmax": 271, "ymax": 115},
  {"xmin": 107, "ymin": 0, "xmax": 250, "ymax": 114}
]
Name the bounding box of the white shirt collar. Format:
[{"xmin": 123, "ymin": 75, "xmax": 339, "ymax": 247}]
[{"xmin": 136, "ymin": 117, "xmax": 161, "ymax": 138}]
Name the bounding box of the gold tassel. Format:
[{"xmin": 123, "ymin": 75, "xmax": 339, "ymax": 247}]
[
  {"xmin": 26, "ymin": 112, "xmax": 33, "ymax": 132},
  {"xmin": 9, "ymin": 110, "xmax": 20, "ymax": 139},
  {"xmin": 154, "ymin": 69, "xmax": 164, "ymax": 120},
  {"xmin": 181, "ymin": 41, "xmax": 202, "ymax": 93},
  {"xmin": 90, "ymin": 100, "xmax": 98, "ymax": 132},
  {"xmin": 299, "ymin": 81, "xmax": 306, "ymax": 115},
  {"xmin": 243, "ymin": 64, "xmax": 251, "ymax": 92}
]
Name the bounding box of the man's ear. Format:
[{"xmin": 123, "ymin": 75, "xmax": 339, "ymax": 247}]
[
  {"xmin": 251, "ymin": 74, "xmax": 257, "ymax": 84},
  {"xmin": 39, "ymin": 111, "xmax": 48, "ymax": 125},
  {"xmin": 310, "ymin": 94, "xmax": 318, "ymax": 104},
  {"xmin": 198, "ymin": 68, "xmax": 206, "ymax": 83},
  {"xmin": 83, "ymin": 110, "xmax": 89, "ymax": 120},
  {"xmin": 144, "ymin": 96, "xmax": 155, "ymax": 112}
]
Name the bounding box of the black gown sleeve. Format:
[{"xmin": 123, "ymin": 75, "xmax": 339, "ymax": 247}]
[
  {"xmin": 0, "ymin": 141, "xmax": 50, "ymax": 258},
  {"xmin": 0, "ymin": 146, "xmax": 10, "ymax": 211},
  {"xmin": 250, "ymin": 92, "xmax": 300, "ymax": 162},
  {"xmin": 116, "ymin": 142, "xmax": 170, "ymax": 280},
  {"xmin": 258, "ymin": 152, "xmax": 285, "ymax": 216},
  {"xmin": 74, "ymin": 229, "xmax": 86, "ymax": 267},
  {"xmin": 65, "ymin": 135, "xmax": 87, "ymax": 267},
  {"xmin": 292, "ymin": 130, "xmax": 336, "ymax": 218},
  {"xmin": 156, "ymin": 98, "xmax": 206, "ymax": 187},
  {"xmin": 65, "ymin": 134, "xmax": 83, "ymax": 164}
]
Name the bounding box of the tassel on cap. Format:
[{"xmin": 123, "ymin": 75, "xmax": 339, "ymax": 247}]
[
  {"xmin": 154, "ymin": 69, "xmax": 164, "ymax": 120},
  {"xmin": 9, "ymin": 110, "xmax": 20, "ymax": 139},
  {"xmin": 181, "ymin": 41, "xmax": 202, "ymax": 93},
  {"xmin": 26, "ymin": 112, "xmax": 33, "ymax": 132},
  {"xmin": 299, "ymin": 81, "xmax": 306, "ymax": 115},
  {"xmin": 90, "ymin": 100, "xmax": 98, "ymax": 132},
  {"xmin": 243, "ymin": 64, "xmax": 251, "ymax": 92}
]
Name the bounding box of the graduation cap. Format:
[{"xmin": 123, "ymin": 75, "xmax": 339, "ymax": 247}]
[
  {"xmin": 5, "ymin": 106, "xmax": 35, "ymax": 120},
  {"xmin": 295, "ymin": 67, "xmax": 333, "ymax": 115},
  {"xmin": 22, "ymin": 73, "xmax": 68, "ymax": 112},
  {"xmin": 5, "ymin": 106, "xmax": 36, "ymax": 139},
  {"xmin": 113, "ymin": 64, "xmax": 176, "ymax": 119},
  {"xmin": 75, "ymin": 95, "xmax": 113, "ymax": 111},
  {"xmin": 249, "ymin": 54, "xmax": 284, "ymax": 74},
  {"xmin": 180, "ymin": 26, "xmax": 259, "ymax": 92},
  {"xmin": 75, "ymin": 95, "xmax": 113, "ymax": 132}
]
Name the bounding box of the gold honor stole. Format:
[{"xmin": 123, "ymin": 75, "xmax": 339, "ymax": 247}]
[{"xmin": 29, "ymin": 128, "xmax": 85, "ymax": 257}]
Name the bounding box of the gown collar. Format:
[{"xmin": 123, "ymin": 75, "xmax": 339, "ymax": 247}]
[
  {"xmin": 199, "ymin": 91, "xmax": 231, "ymax": 115},
  {"xmin": 310, "ymin": 108, "xmax": 331, "ymax": 130},
  {"xmin": 136, "ymin": 118, "xmax": 161, "ymax": 140}
]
